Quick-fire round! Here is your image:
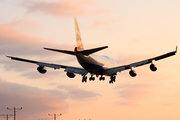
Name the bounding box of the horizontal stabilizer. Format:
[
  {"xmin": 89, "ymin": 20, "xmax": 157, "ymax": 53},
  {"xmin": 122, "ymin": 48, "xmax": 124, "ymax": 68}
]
[
  {"xmin": 44, "ymin": 48, "xmax": 76, "ymax": 55},
  {"xmin": 44, "ymin": 46, "xmax": 108, "ymax": 56},
  {"xmin": 79, "ymin": 46, "xmax": 108, "ymax": 55}
]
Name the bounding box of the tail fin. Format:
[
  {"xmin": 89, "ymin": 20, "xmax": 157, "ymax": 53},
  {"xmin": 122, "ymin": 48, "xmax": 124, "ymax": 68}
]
[{"xmin": 74, "ymin": 17, "xmax": 84, "ymax": 49}]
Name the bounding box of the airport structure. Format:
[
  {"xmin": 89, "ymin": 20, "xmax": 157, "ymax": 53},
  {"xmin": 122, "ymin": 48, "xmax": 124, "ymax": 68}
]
[
  {"xmin": 0, "ymin": 114, "xmax": 13, "ymax": 120},
  {"xmin": 48, "ymin": 113, "xmax": 62, "ymax": 120},
  {"xmin": 7, "ymin": 107, "xmax": 22, "ymax": 120}
]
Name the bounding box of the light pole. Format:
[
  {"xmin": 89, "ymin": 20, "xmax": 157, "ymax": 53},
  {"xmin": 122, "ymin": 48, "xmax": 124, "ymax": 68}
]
[
  {"xmin": 0, "ymin": 114, "xmax": 13, "ymax": 120},
  {"xmin": 48, "ymin": 114, "xmax": 62, "ymax": 120},
  {"xmin": 7, "ymin": 107, "xmax": 22, "ymax": 120}
]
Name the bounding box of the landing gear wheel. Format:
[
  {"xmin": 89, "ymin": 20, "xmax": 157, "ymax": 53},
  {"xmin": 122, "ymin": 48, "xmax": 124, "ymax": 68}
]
[
  {"xmin": 89, "ymin": 74, "xmax": 95, "ymax": 81},
  {"xmin": 82, "ymin": 76, "xmax": 87, "ymax": 83},
  {"xmin": 99, "ymin": 76, "xmax": 105, "ymax": 81},
  {"xmin": 89, "ymin": 77, "xmax": 95, "ymax": 81},
  {"xmin": 109, "ymin": 75, "xmax": 116, "ymax": 84},
  {"xmin": 109, "ymin": 80, "xmax": 113, "ymax": 84}
]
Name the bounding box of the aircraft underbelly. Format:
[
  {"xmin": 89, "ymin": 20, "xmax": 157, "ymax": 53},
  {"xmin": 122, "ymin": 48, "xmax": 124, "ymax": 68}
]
[{"xmin": 76, "ymin": 54, "xmax": 105, "ymax": 74}]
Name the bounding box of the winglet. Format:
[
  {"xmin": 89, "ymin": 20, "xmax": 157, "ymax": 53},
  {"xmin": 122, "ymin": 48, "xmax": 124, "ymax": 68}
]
[
  {"xmin": 3, "ymin": 52, "xmax": 15, "ymax": 59},
  {"xmin": 175, "ymin": 46, "xmax": 178, "ymax": 53},
  {"xmin": 3, "ymin": 52, "xmax": 7, "ymax": 57}
]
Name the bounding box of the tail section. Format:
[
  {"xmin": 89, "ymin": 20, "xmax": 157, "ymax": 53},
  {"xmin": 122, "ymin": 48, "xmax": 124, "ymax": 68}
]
[
  {"xmin": 74, "ymin": 17, "xmax": 84, "ymax": 49},
  {"xmin": 44, "ymin": 18, "xmax": 108, "ymax": 56}
]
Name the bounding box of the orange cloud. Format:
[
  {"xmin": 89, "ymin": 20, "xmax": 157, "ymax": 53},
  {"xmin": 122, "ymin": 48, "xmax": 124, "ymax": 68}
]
[
  {"xmin": 0, "ymin": 79, "xmax": 68, "ymax": 120},
  {"xmin": 0, "ymin": 78, "xmax": 101, "ymax": 120},
  {"xmin": 0, "ymin": 23, "xmax": 42, "ymax": 44},
  {"xmin": 0, "ymin": 23, "xmax": 75, "ymax": 55},
  {"xmin": 91, "ymin": 17, "xmax": 122, "ymax": 28},
  {"xmin": 115, "ymin": 53, "xmax": 152, "ymax": 65},
  {"xmin": 8, "ymin": 17, "xmax": 41, "ymax": 31},
  {"xmin": 92, "ymin": 19, "xmax": 114, "ymax": 27},
  {"xmin": 57, "ymin": 85, "xmax": 101, "ymax": 100},
  {"xmin": 114, "ymin": 82, "xmax": 158, "ymax": 106},
  {"xmin": 0, "ymin": 23, "xmax": 78, "ymax": 79},
  {"xmin": 22, "ymin": 0, "xmax": 111, "ymax": 17}
]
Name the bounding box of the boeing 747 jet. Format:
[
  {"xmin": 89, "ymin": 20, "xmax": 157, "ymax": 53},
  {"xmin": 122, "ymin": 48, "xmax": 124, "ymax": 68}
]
[{"xmin": 6, "ymin": 18, "xmax": 177, "ymax": 84}]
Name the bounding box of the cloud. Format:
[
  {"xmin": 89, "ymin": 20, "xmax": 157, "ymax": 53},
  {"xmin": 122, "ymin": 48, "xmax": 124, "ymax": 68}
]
[
  {"xmin": 22, "ymin": 0, "xmax": 111, "ymax": 18},
  {"xmin": 92, "ymin": 19, "xmax": 114, "ymax": 27},
  {"xmin": 0, "ymin": 23, "xmax": 47, "ymax": 56},
  {"xmin": 0, "ymin": 78, "xmax": 68, "ymax": 120},
  {"xmin": 0, "ymin": 23, "xmax": 78, "ymax": 79},
  {"xmin": 57, "ymin": 85, "xmax": 101, "ymax": 100},
  {"xmin": 68, "ymin": 89, "xmax": 101, "ymax": 100},
  {"xmin": 8, "ymin": 17, "xmax": 41, "ymax": 31},
  {"xmin": 91, "ymin": 17, "xmax": 123, "ymax": 28},
  {"xmin": 114, "ymin": 82, "xmax": 158, "ymax": 106},
  {"xmin": 115, "ymin": 53, "xmax": 152, "ymax": 65},
  {"xmin": 0, "ymin": 23, "xmax": 78, "ymax": 55},
  {"xmin": 0, "ymin": 23, "xmax": 74, "ymax": 56},
  {"xmin": 0, "ymin": 78, "xmax": 101, "ymax": 120}
]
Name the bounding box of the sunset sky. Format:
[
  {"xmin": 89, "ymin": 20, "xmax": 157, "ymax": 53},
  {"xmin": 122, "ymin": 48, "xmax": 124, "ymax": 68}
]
[{"xmin": 0, "ymin": 0, "xmax": 180, "ymax": 120}]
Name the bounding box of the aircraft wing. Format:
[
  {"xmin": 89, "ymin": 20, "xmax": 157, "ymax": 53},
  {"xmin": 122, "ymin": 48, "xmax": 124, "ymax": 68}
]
[
  {"xmin": 104, "ymin": 47, "xmax": 177, "ymax": 76},
  {"xmin": 6, "ymin": 55, "xmax": 88, "ymax": 75}
]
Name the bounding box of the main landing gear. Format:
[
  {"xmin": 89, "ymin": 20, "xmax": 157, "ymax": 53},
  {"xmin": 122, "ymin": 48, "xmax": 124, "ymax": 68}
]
[
  {"xmin": 82, "ymin": 74, "xmax": 116, "ymax": 84},
  {"xmin": 82, "ymin": 75, "xmax": 87, "ymax": 83},
  {"xmin": 89, "ymin": 75, "xmax": 95, "ymax": 81},
  {"xmin": 99, "ymin": 75, "xmax": 105, "ymax": 81},
  {"xmin": 109, "ymin": 75, "xmax": 116, "ymax": 84},
  {"xmin": 82, "ymin": 74, "xmax": 105, "ymax": 83}
]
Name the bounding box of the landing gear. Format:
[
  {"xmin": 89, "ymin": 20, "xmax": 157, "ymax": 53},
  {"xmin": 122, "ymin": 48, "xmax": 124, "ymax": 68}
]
[
  {"xmin": 99, "ymin": 75, "xmax": 105, "ymax": 81},
  {"xmin": 82, "ymin": 75, "xmax": 87, "ymax": 83},
  {"xmin": 89, "ymin": 75, "xmax": 95, "ymax": 81},
  {"xmin": 109, "ymin": 75, "xmax": 116, "ymax": 84},
  {"xmin": 82, "ymin": 74, "xmax": 116, "ymax": 84}
]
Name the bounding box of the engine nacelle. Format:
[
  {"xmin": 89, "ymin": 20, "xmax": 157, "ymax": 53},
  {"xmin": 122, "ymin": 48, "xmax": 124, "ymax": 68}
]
[
  {"xmin": 150, "ymin": 64, "xmax": 157, "ymax": 71},
  {"xmin": 66, "ymin": 72, "xmax": 76, "ymax": 78},
  {"xmin": 129, "ymin": 70, "xmax": 137, "ymax": 77},
  {"xmin": 37, "ymin": 66, "xmax": 47, "ymax": 74}
]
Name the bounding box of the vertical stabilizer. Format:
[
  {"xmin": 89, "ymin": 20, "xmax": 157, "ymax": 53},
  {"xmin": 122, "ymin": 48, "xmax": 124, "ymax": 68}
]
[{"xmin": 74, "ymin": 17, "xmax": 84, "ymax": 49}]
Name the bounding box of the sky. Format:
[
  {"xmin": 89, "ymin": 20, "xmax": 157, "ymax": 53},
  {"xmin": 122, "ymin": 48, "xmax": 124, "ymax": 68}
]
[{"xmin": 0, "ymin": 0, "xmax": 180, "ymax": 120}]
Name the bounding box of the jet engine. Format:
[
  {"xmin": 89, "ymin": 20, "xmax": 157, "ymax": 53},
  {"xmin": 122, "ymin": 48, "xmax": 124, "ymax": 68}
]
[
  {"xmin": 66, "ymin": 72, "xmax": 76, "ymax": 78},
  {"xmin": 150, "ymin": 64, "xmax": 157, "ymax": 71},
  {"xmin": 37, "ymin": 66, "xmax": 47, "ymax": 74},
  {"xmin": 129, "ymin": 69, "xmax": 137, "ymax": 77}
]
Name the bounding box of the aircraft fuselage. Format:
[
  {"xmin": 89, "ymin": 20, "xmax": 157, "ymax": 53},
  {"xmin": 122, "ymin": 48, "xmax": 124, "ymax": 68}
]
[{"xmin": 76, "ymin": 53, "xmax": 117, "ymax": 75}]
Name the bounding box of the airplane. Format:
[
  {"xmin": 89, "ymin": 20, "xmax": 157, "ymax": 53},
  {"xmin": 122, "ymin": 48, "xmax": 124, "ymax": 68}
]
[{"xmin": 6, "ymin": 17, "xmax": 177, "ymax": 84}]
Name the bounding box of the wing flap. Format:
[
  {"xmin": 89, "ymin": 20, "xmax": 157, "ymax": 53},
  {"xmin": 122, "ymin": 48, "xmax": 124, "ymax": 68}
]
[
  {"xmin": 65, "ymin": 67, "xmax": 88, "ymax": 75},
  {"xmin": 37, "ymin": 62, "xmax": 62, "ymax": 69},
  {"xmin": 104, "ymin": 66, "xmax": 125, "ymax": 76}
]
